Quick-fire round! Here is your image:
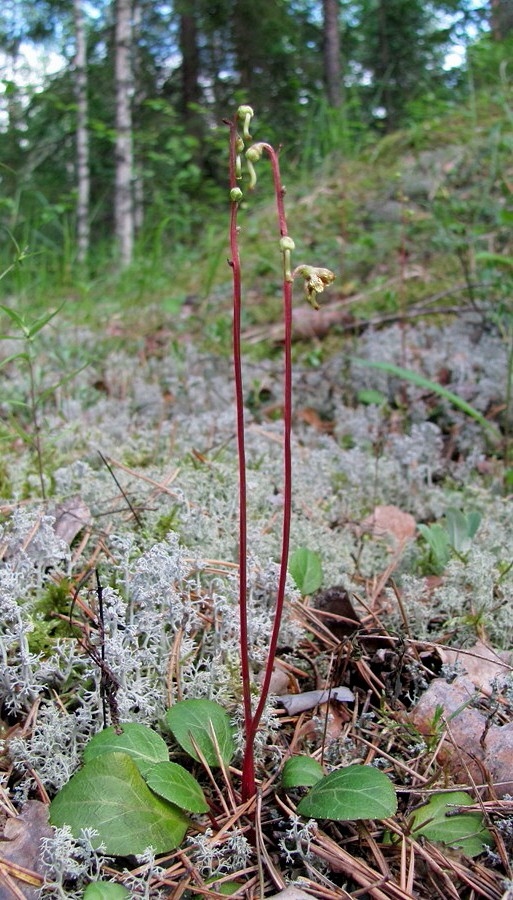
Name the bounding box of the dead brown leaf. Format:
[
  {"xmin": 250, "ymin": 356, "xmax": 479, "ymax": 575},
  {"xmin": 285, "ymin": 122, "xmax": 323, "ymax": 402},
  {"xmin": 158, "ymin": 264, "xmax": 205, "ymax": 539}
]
[
  {"xmin": 438, "ymin": 640, "xmax": 512, "ymax": 693},
  {"xmin": 410, "ymin": 676, "xmax": 513, "ymax": 797},
  {"xmin": 360, "ymin": 505, "xmax": 417, "ymax": 546},
  {"xmin": 297, "ymin": 407, "xmax": 334, "ymax": 433},
  {"xmin": 0, "ymin": 801, "xmax": 53, "ymax": 899},
  {"xmin": 51, "ymin": 496, "xmax": 92, "ymax": 546}
]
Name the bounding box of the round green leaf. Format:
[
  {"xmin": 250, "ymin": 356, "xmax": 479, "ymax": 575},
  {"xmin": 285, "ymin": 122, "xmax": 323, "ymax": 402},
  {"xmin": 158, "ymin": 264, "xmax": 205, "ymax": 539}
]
[
  {"xmin": 165, "ymin": 700, "xmax": 234, "ymax": 767},
  {"xmin": 282, "ymin": 756, "xmax": 324, "ymax": 788},
  {"xmin": 289, "ymin": 547, "xmax": 323, "ymax": 596},
  {"xmin": 50, "ymin": 752, "xmax": 188, "ymax": 855},
  {"xmin": 410, "ymin": 791, "xmax": 494, "ymax": 857},
  {"xmin": 297, "ymin": 764, "xmax": 397, "ymax": 821},
  {"xmin": 83, "ymin": 883, "xmax": 130, "ymax": 899},
  {"xmin": 146, "ymin": 761, "xmax": 209, "ymax": 813},
  {"xmin": 83, "ymin": 723, "xmax": 169, "ymax": 777}
]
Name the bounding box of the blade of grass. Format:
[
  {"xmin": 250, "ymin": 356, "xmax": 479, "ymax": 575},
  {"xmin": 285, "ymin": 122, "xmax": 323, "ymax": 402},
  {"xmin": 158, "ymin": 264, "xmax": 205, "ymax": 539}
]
[{"xmin": 352, "ymin": 357, "xmax": 501, "ymax": 444}]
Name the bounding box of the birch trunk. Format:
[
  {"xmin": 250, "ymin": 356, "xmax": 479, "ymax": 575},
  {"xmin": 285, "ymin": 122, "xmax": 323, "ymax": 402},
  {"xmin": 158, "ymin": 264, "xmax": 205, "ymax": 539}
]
[
  {"xmin": 74, "ymin": 0, "xmax": 90, "ymax": 264},
  {"xmin": 114, "ymin": 0, "xmax": 134, "ymax": 267}
]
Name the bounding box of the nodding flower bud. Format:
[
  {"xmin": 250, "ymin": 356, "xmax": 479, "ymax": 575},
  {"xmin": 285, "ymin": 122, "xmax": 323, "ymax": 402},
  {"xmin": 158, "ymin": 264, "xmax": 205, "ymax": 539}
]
[
  {"xmin": 245, "ymin": 143, "xmax": 265, "ymax": 189},
  {"xmin": 237, "ymin": 105, "xmax": 254, "ymax": 141},
  {"xmin": 230, "ymin": 187, "xmax": 244, "ymax": 202},
  {"xmin": 279, "ymin": 236, "xmax": 296, "ymax": 281},
  {"xmin": 292, "ymin": 265, "xmax": 336, "ymax": 309},
  {"xmin": 245, "ymin": 144, "xmax": 264, "ymax": 163}
]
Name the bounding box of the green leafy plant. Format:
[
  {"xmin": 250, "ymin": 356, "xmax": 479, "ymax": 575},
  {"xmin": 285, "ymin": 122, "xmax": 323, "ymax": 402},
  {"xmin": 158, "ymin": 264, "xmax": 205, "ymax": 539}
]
[
  {"xmin": 444, "ymin": 507, "xmax": 481, "ymax": 555},
  {"xmin": 285, "ymin": 763, "xmax": 397, "ymax": 822},
  {"xmin": 50, "ymin": 751, "xmax": 189, "ymax": 855},
  {"xmin": 417, "ymin": 522, "xmax": 451, "ymax": 574},
  {"xmin": 165, "ymin": 698, "xmax": 234, "ymax": 767},
  {"xmin": 50, "ymin": 704, "xmax": 231, "ymax": 855},
  {"xmin": 418, "ymin": 507, "xmax": 481, "ymax": 574},
  {"xmin": 0, "ymin": 302, "xmax": 86, "ymax": 497},
  {"xmin": 409, "ymin": 791, "xmax": 494, "ymax": 858}
]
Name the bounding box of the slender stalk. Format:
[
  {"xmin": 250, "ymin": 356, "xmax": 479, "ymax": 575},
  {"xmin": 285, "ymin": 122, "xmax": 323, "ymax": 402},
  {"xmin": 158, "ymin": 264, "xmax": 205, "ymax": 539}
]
[
  {"xmin": 241, "ymin": 144, "xmax": 293, "ymax": 800},
  {"xmin": 227, "ymin": 118, "xmax": 254, "ymax": 795},
  {"xmin": 227, "ymin": 116, "xmax": 333, "ymax": 802}
]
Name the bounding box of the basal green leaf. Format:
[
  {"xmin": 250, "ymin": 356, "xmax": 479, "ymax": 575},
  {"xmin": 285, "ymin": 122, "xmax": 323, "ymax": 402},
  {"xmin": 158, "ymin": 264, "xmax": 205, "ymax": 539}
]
[
  {"xmin": 467, "ymin": 510, "xmax": 482, "ymax": 540},
  {"xmin": 83, "ymin": 883, "xmax": 131, "ymax": 899},
  {"xmin": 417, "ymin": 522, "xmax": 451, "ymax": 572},
  {"xmin": 297, "ymin": 764, "xmax": 397, "ymax": 821},
  {"xmin": 146, "ymin": 761, "xmax": 209, "ymax": 813},
  {"xmin": 165, "ymin": 699, "xmax": 234, "ymax": 767},
  {"xmin": 410, "ymin": 791, "xmax": 494, "ymax": 858},
  {"xmin": 50, "ymin": 752, "xmax": 188, "ymax": 855},
  {"xmin": 289, "ymin": 547, "xmax": 323, "ymax": 596},
  {"xmin": 282, "ymin": 755, "xmax": 324, "ymax": 788},
  {"xmin": 83, "ymin": 723, "xmax": 169, "ymax": 777}
]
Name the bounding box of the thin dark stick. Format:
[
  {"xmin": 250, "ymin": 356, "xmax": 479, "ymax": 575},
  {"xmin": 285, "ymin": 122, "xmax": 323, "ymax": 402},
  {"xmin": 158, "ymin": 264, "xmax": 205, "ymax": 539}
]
[{"xmin": 98, "ymin": 450, "xmax": 143, "ymax": 527}]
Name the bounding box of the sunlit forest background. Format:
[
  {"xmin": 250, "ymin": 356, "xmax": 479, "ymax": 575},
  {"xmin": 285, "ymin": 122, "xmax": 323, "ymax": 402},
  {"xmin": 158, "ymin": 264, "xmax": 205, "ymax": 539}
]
[{"xmin": 1, "ymin": 0, "xmax": 512, "ymax": 293}]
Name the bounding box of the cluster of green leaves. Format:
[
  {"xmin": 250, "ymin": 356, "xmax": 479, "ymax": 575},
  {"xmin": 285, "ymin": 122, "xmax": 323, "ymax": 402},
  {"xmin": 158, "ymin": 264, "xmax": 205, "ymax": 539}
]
[
  {"xmin": 50, "ymin": 695, "xmax": 400, "ymax": 856},
  {"xmin": 281, "ymin": 760, "xmax": 492, "ymax": 857},
  {"xmin": 0, "ymin": 302, "xmax": 87, "ymax": 497},
  {"xmin": 418, "ymin": 507, "xmax": 481, "ymax": 574},
  {"xmin": 50, "ymin": 700, "xmax": 233, "ymax": 856}
]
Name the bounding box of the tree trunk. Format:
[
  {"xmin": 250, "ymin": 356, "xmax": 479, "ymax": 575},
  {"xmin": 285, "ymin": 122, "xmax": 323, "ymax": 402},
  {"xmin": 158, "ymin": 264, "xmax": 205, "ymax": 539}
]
[
  {"xmin": 73, "ymin": 0, "xmax": 90, "ymax": 264},
  {"xmin": 231, "ymin": 0, "xmax": 256, "ymax": 93},
  {"xmin": 490, "ymin": 0, "xmax": 513, "ymax": 38},
  {"xmin": 323, "ymin": 0, "xmax": 342, "ymax": 108},
  {"xmin": 179, "ymin": 0, "xmax": 201, "ymax": 115},
  {"xmin": 114, "ymin": 0, "xmax": 134, "ymax": 267}
]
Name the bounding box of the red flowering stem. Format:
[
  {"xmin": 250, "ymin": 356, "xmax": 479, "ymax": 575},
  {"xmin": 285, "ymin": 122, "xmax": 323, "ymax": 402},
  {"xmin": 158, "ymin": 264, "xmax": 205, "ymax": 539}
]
[
  {"xmin": 240, "ymin": 143, "xmax": 293, "ymax": 802},
  {"xmin": 227, "ymin": 118, "xmax": 254, "ymax": 796}
]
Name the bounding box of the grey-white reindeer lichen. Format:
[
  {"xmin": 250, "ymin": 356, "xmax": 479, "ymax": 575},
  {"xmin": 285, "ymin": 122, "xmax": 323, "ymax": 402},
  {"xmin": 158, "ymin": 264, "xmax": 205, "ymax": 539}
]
[
  {"xmin": 188, "ymin": 827, "xmax": 253, "ymax": 878},
  {"xmin": 40, "ymin": 825, "xmax": 106, "ymax": 899},
  {"xmin": 0, "ymin": 508, "xmax": 71, "ymax": 713}
]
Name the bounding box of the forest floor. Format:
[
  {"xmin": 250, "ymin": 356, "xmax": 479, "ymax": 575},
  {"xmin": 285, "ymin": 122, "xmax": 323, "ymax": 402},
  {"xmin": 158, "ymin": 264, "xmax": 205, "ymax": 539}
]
[{"xmin": 1, "ymin": 97, "xmax": 513, "ymax": 899}]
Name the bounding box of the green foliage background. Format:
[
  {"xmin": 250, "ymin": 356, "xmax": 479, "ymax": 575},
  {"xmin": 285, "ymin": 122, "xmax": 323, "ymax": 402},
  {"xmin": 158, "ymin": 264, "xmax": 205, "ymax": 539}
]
[{"xmin": 1, "ymin": 0, "xmax": 510, "ymax": 301}]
